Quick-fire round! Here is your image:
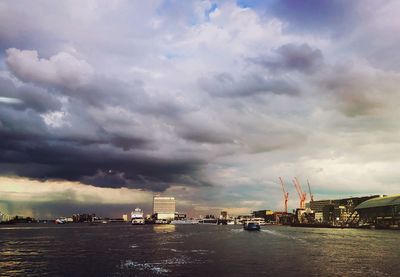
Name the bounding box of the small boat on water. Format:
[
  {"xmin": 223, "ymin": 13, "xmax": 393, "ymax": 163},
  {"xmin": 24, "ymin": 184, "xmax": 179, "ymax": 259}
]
[{"xmin": 243, "ymin": 222, "xmax": 260, "ymax": 231}]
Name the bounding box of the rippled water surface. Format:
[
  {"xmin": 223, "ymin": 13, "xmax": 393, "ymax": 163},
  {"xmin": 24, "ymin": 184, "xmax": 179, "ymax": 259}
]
[{"xmin": 0, "ymin": 224, "xmax": 399, "ymax": 276}]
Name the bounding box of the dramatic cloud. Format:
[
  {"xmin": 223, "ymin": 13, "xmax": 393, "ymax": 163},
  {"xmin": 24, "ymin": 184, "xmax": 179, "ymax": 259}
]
[
  {"xmin": 6, "ymin": 48, "xmax": 93, "ymax": 89},
  {"xmin": 0, "ymin": 76, "xmax": 61, "ymax": 112},
  {"xmin": 0, "ymin": 1, "xmax": 400, "ymax": 217},
  {"xmin": 252, "ymin": 43, "xmax": 324, "ymax": 74},
  {"xmin": 199, "ymin": 72, "xmax": 299, "ymax": 97}
]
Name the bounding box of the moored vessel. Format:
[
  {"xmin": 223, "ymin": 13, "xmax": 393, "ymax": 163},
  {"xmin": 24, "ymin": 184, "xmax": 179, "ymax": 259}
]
[{"xmin": 131, "ymin": 208, "xmax": 144, "ymax": 225}]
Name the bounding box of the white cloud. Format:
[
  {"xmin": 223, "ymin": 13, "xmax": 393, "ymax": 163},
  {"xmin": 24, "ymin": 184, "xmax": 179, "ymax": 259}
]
[
  {"xmin": 6, "ymin": 48, "xmax": 93, "ymax": 89},
  {"xmin": 0, "ymin": 96, "xmax": 23, "ymax": 105},
  {"xmin": 41, "ymin": 111, "xmax": 70, "ymax": 128}
]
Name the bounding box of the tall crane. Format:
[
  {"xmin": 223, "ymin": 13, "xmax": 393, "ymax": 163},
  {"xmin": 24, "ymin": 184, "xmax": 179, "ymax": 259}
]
[
  {"xmin": 279, "ymin": 177, "xmax": 289, "ymax": 214},
  {"xmin": 292, "ymin": 177, "xmax": 307, "ymax": 209},
  {"xmin": 307, "ymin": 179, "xmax": 314, "ymax": 202}
]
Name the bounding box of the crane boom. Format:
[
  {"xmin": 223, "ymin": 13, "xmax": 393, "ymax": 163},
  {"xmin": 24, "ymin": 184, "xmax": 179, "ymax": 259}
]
[
  {"xmin": 279, "ymin": 177, "xmax": 286, "ymax": 194},
  {"xmin": 307, "ymin": 179, "xmax": 314, "ymax": 202},
  {"xmin": 279, "ymin": 177, "xmax": 289, "ymax": 213},
  {"xmin": 292, "ymin": 179, "xmax": 302, "ymax": 199},
  {"xmin": 293, "ymin": 177, "xmax": 307, "ymax": 209}
]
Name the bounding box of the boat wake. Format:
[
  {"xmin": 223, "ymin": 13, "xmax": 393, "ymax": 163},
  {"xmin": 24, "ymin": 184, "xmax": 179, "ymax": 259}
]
[
  {"xmin": 162, "ymin": 248, "xmax": 214, "ymax": 255},
  {"xmin": 120, "ymin": 260, "xmax": 170, "ymax": 274},
  {"xmin": 261, "ymin": 229, "xmax": 306, "ymax": 242},
  {"xmin": 230, "ymin": 228, "xmax": 244, "ymax": 233},
  {"xmin": 120, "ymin": 254, "xmax": 206, "ymax": 275}
]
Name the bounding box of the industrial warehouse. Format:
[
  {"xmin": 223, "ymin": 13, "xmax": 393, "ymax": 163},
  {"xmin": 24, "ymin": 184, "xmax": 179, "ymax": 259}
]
[
  {"xmin": 270, "ymin": 177, "xmax": 400, "ymax": 230},
  {"xmin": 355, "ymin": 195, "xmax": 400, "ymax": 229}
]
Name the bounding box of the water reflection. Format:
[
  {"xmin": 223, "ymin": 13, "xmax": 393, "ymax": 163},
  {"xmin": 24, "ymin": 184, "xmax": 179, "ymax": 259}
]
[
  {"xmin": 0, "ymin": 225, "xmax": 398, "ymax": 276},
  {"xmin": 0, "ymin": 242, "xmax": 49, "ymax": 276},
  {"xmin": 304, "ymin": 229, "xmax": 395, "ymax": 276},
  {"xmin": 153, "ymin": 224, "xmax": 176, "ymax": 233}
]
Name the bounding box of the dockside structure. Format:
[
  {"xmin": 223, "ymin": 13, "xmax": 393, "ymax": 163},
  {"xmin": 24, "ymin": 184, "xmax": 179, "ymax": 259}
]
[
  {"xmin": 307, "ymin": 195, "xmax": 380, "ymax": 224},
  {"xmin": 355, "ymin": 194, "xmax": 400, "ymax": 229}
]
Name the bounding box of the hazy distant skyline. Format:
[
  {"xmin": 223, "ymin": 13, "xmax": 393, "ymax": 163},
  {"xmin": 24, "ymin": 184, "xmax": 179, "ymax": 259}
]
[{"xmin": 1, "ymin": 0, "xmax": 400, "ymax": 218}]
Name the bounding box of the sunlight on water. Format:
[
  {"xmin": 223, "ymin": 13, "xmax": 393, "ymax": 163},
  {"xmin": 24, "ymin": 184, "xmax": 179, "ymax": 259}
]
[{"xmin": 152, "ymin": 224, "xmax": 176, "ymax": 234}]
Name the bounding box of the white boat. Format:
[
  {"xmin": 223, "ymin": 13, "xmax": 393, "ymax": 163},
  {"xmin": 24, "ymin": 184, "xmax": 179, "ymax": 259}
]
[
  {"xmin": 55, "ymin": 217, "xmax": 67, "ymax": 224},
  {"xmin": 131, "ymin": 208, "xmax": 145, "ymax": 225},
  {"xmin": 248, "ymin": 217, "xmax": 266, "ymax": 226}
]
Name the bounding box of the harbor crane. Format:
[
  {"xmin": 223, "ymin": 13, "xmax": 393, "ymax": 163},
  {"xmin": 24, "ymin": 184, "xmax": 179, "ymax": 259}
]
[
  {"xmin": 279, "ymin": 177, "xmax": 289, "ymax": 213},
  {"xmin": 293, "ymin": 177, "xmax": 307, "ymax": 209},
  {"xmin": 307, "ymin": 179, "xmax": 314, "ymax": 202}
]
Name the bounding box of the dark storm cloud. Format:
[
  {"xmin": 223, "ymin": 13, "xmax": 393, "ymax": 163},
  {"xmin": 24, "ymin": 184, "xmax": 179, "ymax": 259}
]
[
  {"xmin": 0, "ymin": 76, "xmax": 61, "ymax": 112},
  {"xmin": 109, "ymin": 134, "xmax": 150, "ymax": 151},
  {"xmin": 179, "ymin": 129, "xmax": 234, "ymax": 144},
  {"xmin": 0, "ymin": 105, "xmax": 48, "ymax": 140},
  {"xmin": 0, "ymin": 45, "xmax": 201, "ymax": 191},
  {"xmin": 0, "ymin": 78, "xmax": 208, "ymax": 191},
  {"xmin": 0, "ymin": 106, "xmax": 208, "ymax": 191},
  {"xmin": 0, "ymin": 127, "xmax": 207, "ymax": 191},
  {"xmin": 199, "ymin": 72, "xmax": 299, "ymax": 97},
  {"xmin": 251, "ymin": 43, "xmax": 324, "ymax": 74}
]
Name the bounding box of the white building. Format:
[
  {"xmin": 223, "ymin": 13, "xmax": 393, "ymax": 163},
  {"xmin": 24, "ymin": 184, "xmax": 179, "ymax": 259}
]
[
  {"xmin": 0, "ymin": 211, "xmax": 8, "ymax": 223},
  {"xmin": 153, "ymin": 195, "xmax": 175, "ymax": 220}
]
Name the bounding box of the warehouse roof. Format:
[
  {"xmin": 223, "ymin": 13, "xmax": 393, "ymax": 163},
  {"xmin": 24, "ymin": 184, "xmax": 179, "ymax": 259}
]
[{"xmin": 355, "ymin": 194, "xmax": 400, "ymax": 209}]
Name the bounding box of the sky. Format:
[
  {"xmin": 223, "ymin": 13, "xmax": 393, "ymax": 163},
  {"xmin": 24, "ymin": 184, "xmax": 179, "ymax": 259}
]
[{"xmin": 0, "ymin": 0, "xmax": 400, "ymax": 219}]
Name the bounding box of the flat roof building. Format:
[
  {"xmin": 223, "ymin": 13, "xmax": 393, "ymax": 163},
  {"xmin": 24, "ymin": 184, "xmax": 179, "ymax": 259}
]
[
  {"xmin": 153, "ymin": 195, "xmax": 175, "ymax": 220},
  {"xmin": 306, "ymin": 195, "xmax": 381, "ymax": 225},
  {"xmin": 309, "ymin": 200, "xmax": 333, "ymax": 212},
  {"xmin": 309, "ymin": 196, "xmax": 380, "ymax": 213},
  {"xmin": 355, "ymin": 194, "xmax": 400, "ymax": 229}
]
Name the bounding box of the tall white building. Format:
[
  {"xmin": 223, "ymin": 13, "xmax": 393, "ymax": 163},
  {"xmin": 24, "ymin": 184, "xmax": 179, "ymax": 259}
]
[
  {"xmin": 153, "ymin": 195, "xmax": 175, "ymax": 220},
  {"xmin": 0, "ymin": 211, "xmax": 10, "ymax": 223}
]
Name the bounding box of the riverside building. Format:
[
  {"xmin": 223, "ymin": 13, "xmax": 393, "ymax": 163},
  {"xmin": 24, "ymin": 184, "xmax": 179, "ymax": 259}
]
[
  {"xmin": 153, "ymin": 195, "xmax": 176, "ymax": 220},
  {"xmin": 355, "ymin": 194, "xmax": 400, "ymax": 229}
]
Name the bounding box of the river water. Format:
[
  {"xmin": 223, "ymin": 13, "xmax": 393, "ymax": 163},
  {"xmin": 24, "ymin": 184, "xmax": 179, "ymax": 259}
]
[{"xmin": 0, "ymin": 224, "xmax": 399, "ymax": 276}]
